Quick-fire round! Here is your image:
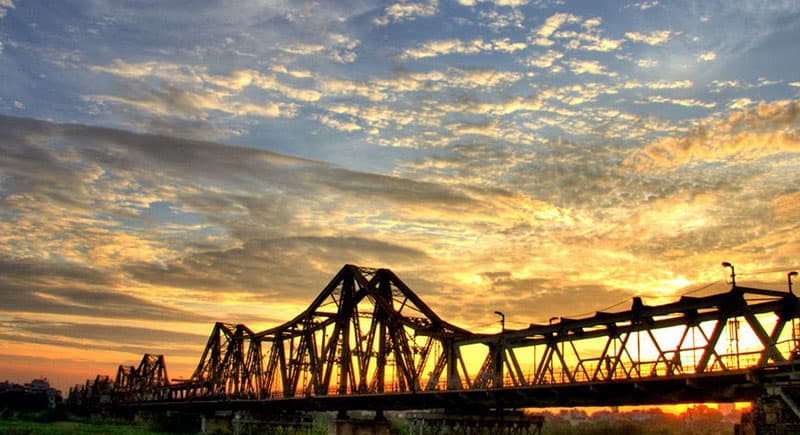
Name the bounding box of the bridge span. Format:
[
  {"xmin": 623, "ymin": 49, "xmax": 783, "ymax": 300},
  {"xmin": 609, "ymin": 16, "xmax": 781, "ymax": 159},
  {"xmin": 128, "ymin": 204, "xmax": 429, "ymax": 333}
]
[{"xmin": 70, "ymin": 264, "xmax": 800, "ymax": 432}]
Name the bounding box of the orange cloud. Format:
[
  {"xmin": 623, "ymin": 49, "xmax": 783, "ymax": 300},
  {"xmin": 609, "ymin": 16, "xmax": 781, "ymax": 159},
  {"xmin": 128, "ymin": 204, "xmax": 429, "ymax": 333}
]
[{"xmin": 627, "ymin": 100, "xmax": 800, "ymax": 171}]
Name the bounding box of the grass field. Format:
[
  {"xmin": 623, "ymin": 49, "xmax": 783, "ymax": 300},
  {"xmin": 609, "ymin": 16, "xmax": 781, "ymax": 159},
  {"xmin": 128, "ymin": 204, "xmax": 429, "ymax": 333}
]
[
  {"xmin": 0, "ymin": 408, "xmax": 172, "ymax": 435},
  {"xmin": 0, "ymin": 419, "xmax": 166, "ymax": 435}
]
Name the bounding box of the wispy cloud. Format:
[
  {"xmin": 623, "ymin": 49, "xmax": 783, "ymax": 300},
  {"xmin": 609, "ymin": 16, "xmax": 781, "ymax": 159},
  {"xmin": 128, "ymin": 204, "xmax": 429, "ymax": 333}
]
[
  {"xmin": 528, "ymin": 49, "xmax": 564, "ymax": 68},
  {"xmin": 624, "ymin": 30, "xmax": 673, "ymax": 45},
  {"xmin": 624, "ymin": 79, "xmax": 693, "ymax": 90},
  {"xmin": 628, "ymin": 1, "xmax": 659, "ymax": 10},
  {"xmin": 644, "ymin": 95, "xmax": 716, "ymax": 108},
  {"xmin": 697, "ymin": 51, "xmax": 716, "ymax": 62},
  {"xmin": 373, "ymin": 1, "xmax": 439, "ymax": 26},
  {"xmin": 565, "ymin": 59, "xmax": 617, "ymax": 77},
  {"xmin": 397, "ymin": 37, "xmax": 526, "ymax": 59}
]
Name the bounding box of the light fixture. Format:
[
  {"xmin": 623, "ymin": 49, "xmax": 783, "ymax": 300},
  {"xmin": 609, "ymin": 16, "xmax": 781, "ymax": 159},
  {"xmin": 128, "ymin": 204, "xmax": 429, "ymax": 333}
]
[
  {"xmin": 494, "ymin": 311, "xmax": 505, "ymax": 333},
  {"xmin": 722, "ymin": 262, "xmax": 736, "ymax": 287}
]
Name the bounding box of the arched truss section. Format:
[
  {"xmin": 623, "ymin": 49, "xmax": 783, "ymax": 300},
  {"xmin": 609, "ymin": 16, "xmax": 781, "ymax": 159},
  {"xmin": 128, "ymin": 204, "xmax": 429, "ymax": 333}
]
[
  {"xmin": 99, "ymin": 265, "xmax": 800, "ymax": 402},
  {"xmin": 113, "ymin": 353, "xmax": 169, "ymax": 401},
  {"xmin": 171, "ymin": 265, "xmax": 476, "ymax": 400}
]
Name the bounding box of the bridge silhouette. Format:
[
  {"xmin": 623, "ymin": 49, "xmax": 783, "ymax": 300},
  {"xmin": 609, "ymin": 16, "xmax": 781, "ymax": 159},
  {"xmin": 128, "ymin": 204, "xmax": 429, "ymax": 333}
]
[{"xmin": 71, "ymin": 264, "xmax": 800, "ymax": 428}]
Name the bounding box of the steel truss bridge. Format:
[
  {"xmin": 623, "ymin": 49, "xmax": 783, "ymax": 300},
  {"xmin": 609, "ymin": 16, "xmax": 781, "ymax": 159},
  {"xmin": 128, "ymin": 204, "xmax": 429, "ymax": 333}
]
[{"xmin": 72, "ymin": 264, "xmax": 800, "ymax": 417}]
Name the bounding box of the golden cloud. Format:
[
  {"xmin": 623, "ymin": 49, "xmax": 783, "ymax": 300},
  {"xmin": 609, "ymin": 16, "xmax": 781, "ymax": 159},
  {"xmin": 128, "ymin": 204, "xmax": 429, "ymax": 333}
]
[{"xmin": 627, "ymin": 100, "xmax": 800, "ymax": 171}]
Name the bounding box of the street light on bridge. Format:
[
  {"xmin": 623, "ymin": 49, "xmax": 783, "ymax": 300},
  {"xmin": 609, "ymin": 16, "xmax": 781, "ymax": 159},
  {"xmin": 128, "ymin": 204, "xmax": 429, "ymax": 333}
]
[
  {"xmin": 494, "ymin": 311, "xmax": 505, "ymax": 333},
  {"xmin": 722, "ymin": 262, "xmax": 736, "ymax": 287},
  {"xmin": 789, "ymin": 271, "xmax": 798, "ymax": 294}
]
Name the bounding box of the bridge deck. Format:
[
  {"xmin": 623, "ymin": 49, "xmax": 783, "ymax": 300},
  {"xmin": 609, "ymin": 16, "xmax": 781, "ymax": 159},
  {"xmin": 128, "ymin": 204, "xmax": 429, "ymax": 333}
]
[{"xmin": 122, "ymin": 363, "xmax": 800, "ymax": 413}]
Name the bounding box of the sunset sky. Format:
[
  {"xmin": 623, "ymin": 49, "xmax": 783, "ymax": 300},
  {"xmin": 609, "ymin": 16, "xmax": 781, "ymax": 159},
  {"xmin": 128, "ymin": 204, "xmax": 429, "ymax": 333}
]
[{"xmin": 1, "ymin": 0, "xmax": 799, "ymax": 393}]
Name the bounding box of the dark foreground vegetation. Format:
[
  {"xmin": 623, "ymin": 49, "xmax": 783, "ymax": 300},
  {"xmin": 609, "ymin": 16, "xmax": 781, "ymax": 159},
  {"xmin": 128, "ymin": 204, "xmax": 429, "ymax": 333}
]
[
  {"xmin": 0, "ymin": 405, "xmax": 740, "ymax": 434},
  {"xmin": 534, "ymin": 406, "xmax": 740, "ymax": 435},
  {"xmin": 0, "ymin": 409, "xmax": 164, "ymax": 435}
]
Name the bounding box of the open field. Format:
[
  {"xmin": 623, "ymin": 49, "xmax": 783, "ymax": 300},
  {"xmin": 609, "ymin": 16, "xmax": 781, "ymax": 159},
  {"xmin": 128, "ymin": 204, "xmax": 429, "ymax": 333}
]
[{"xmin": 0, "ymin": 419, "xmax": 163, "ymax": 435}]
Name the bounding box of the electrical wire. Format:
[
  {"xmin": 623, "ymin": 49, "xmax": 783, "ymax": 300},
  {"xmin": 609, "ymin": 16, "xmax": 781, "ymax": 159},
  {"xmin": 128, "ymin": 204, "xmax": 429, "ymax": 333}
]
[
  {"xmin": 678, "ymin": 280, "xmax": 723, "ymax": 296},
  {"xmin": 552, "ymin": 298, "xmax": 631, "ymax": 321},
  {"xmin": 545, "ymin": 279, "xmax": 725, "ymax": 322}
]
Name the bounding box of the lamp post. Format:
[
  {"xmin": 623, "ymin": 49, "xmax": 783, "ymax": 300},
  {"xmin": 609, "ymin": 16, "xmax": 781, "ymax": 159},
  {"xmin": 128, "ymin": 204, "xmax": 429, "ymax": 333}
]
[
  {"xmin": 494, "ymin": 311, "xmax": 505, "ymax": 333},
  {"xmin": 789, "ymin": 271, "xmax": 798, "ymax": 294},
  {"xmin": 722, "ymin": 262, "xmax": 736, "ymax": 287}
]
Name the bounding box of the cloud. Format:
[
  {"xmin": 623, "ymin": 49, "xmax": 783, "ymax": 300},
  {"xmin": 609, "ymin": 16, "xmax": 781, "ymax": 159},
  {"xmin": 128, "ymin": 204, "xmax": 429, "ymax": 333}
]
[
  {"xmin": 543, "ymin": 82, "xmax": 619, "ymax": 105},
  {"xmin": 564, "ymin": 59, "xmax": 617, "ymax": 77},
  {"xmin": 528, "ymin": 50, "xmax": 564, "ymax": 68},
  {"xmin": 729, "ymin": 98, "xmax": 754, "ymax": 110},
  {"xmin": 624, "ymin": 30, "xmax": 673, "ymax": 45},
  {"xmin": 445, "ymin": 68, "xmax": 523, "ymax": 88},
  {"xmin": 0, "ymin": 114, "xmax": 522, "ymax": 279},
  {"xmin": 537, "ymin": 13, "xmax": 581, "ymax": 38},
  {"xmin": 327, "ymin": 33, "xmax": 361, "ymax": 64},
  {"xmin": 644, "ymin": 95, "xmax": 716, "ymax": 108},
  {"xmin": 0, "ymin": 318, "xmax": 208, "ymax": 358},
  {"xmin": 554, "ymin": 29, "xmax": 623, "ymax": 52},
  {"xmin": 478, "ymin": 8, "xmax": 525, "ymax": 31},
  {"xmin": 438, "ymin": 95, "xmax": 549, "ymax": 120},
  {"xmin": 492, "ymin": 38, "xmax": 527, "ymax": 53},
  {"xmin": 480, "ymin": 273, "xmax": 633, "ymax": 322},
  {"xmin": 317, "ymin": 77, "xmax": 386, "ymax": 101},
  {"xmin": 3, "ymin": 115, "xmax": 528, "ymax": 333},
  {"xmin": 86, "ymin": 60, "xmax": 316, "ymax": 136},
  {"xmin": 126, "ymin": 236, "xmax": 430, "ymax": 302},
  {"xmin": 0, "ymin": 258, "xmax": 208, "ymax": 322},
  {"xmin": 93, "ymin": 61, "xmax": 321, "ymax": 103},
  {"xmin": 397, "ymin": 37, "xmax": 528, "ymax": 60},
  {"xmin": 710, "ymin": 80, "xmax": 741, "ymax": 91},
  {"xmin": 635, "ymin": 59, "xmax": 658, "ymax": 68},
  {"xmin": 316, "ymin": 113, "xmax": 362, "ymax": 132},
  {"xmin": 373, "ymin": 1, "xmax": 438, "ymax": 26},
  {"xmin": 698, "ymin": 51, "xmax": 716, "ymax": 62},
  {"xmin": 624, "ymin": 80, "xmax": 693, "ymax": 90},
  {"xmin": 583, "ymin": 17, "xmax": 601, "ymax": 29},
  {"xmin": 280, "ymin": 43, "xmax": 326, "ymax": 56},
  {"xmin": 626, "ymin": 100, "xmax": 800, "ymax": 171},
  {"xmin": 628, "ymin": 1, "xmax": 659, "ymax": 10},
  {"xmin": 456, "ymin": 0, "xmax": 532, "ymax": 6}
]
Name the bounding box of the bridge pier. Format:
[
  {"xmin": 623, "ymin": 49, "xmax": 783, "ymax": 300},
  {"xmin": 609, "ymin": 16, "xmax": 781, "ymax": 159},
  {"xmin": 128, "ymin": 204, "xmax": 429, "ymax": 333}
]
[
  {"xmin": 330, "ymin": 411, "xmax": 391, "ymax": 435},
  {"xmin": 738, "ymin": 393, "xmax": 800, "ymax": 434},
  {"xmin": 199, "ymin": 410, "xmax": 316, "ymax": 434},
  {"xmin": 201, "ymin": 410, "xmax": 233, "ymax": 434},
  {"xmin": 407, "ymin": 411, "xmax": 544, "ymax": 435}
]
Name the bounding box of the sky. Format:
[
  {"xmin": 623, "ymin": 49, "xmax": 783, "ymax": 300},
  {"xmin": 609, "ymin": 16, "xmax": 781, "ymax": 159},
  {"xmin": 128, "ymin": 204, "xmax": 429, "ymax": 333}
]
[{"xmin": 0, "ymin": 0, "xmax": 799, "ymax": 393}]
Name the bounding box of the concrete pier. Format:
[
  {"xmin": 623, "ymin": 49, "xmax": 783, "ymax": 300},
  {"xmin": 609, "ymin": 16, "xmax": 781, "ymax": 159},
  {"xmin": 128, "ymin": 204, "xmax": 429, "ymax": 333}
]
[{"xmin": 329, "ymin": 418, "xmax": 391, "ymax": 435}]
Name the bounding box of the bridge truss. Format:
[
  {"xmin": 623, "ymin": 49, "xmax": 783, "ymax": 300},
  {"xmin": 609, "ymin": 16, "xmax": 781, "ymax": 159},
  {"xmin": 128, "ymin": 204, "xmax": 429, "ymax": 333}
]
[{"xmin": 71, "ymin": 264, "xmax": 800, "ymax": 411}]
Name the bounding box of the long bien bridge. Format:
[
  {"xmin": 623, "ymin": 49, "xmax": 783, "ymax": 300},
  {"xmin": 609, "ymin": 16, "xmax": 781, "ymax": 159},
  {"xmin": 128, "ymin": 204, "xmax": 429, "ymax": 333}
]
[{"xmin": 70, "ymin": 264, "xmax": 800, "ymax": 433}]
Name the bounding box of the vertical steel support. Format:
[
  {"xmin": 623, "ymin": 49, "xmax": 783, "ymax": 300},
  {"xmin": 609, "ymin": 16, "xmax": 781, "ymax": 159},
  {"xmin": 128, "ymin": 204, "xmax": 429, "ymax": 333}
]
[
  {"xmin": 445, "ymin": 339, "xmax": 462, "ymax": 390},
  {"xmin": 492, "ymin": 343, "xmax": 504, "ymax": 387},
  {"xmin": 377, "ymin": 274, "xmax": 390, "ymax": 392},
  {"xmin": 338, "ymin": 270, "xmax": 355, "ymax": 395}
]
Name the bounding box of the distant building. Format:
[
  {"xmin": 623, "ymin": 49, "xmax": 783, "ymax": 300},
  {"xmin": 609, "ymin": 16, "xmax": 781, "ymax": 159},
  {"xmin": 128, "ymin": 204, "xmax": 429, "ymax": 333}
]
[{"xmin": 0, "ymin": 378, "xmax": 62, "ymax": 410}]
